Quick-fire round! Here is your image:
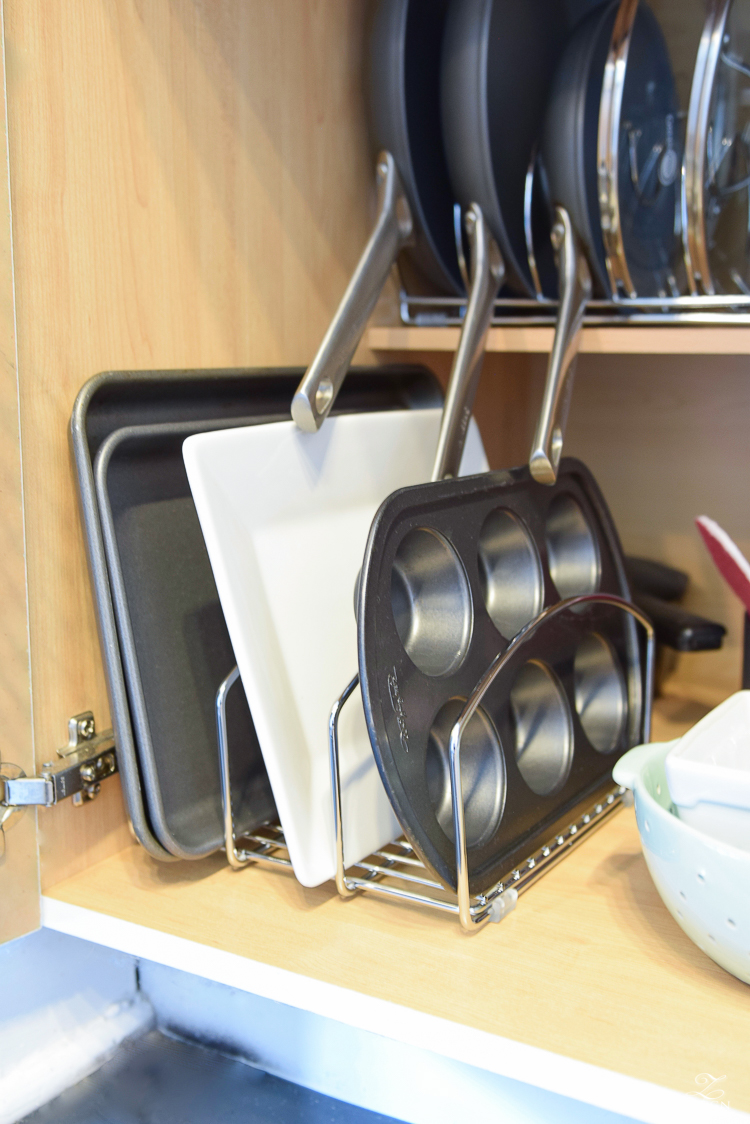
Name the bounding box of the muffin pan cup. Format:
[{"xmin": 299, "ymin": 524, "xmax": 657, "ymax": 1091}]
[{"xmin": 358, "ymin": 456, "xmax": 646, "ymax": 894}]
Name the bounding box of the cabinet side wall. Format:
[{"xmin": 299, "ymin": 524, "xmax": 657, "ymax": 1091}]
[
  {"xmin": 3, "ymin": 0, "xmax": 377, "ymax": 888},
  {"xmin": 0, "ymin": 0, "xmax": 38, "ymax": 942}
]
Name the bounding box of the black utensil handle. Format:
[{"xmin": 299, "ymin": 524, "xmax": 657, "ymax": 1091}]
[
  {"xmin": 625, "ymin": 556, "xmax": 689, "ymax": 602},
  {"xmin": 634, "ymin": 592, "xmax": 726, "ymax": 652},
  {"xmin": 292, "ymin": 152, "xmax": 413, "ymax": 433}
]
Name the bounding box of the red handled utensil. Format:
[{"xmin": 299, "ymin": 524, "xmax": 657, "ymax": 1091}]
[{"xmin": 696, "ymin": 515, "xmax": 750, "ymax": 687}]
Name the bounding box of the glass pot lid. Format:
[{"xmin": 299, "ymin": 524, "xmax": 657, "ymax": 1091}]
[
  {"xmin": 685, "ymin": 0, "xmax": 750, "ymax": 295},
  {"xmin": 598, "ymin": 0, "xmax": 684, "ymax": 298}
]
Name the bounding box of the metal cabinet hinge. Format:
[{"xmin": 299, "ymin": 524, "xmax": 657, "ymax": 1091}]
[{"xmin": 0, "ymin": 711, "xmax": 117, "ymax": 812}]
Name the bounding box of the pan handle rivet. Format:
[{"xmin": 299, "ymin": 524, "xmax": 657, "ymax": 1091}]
[
  {"xmin": 551, "ymin": 427, "xmax": 563, "ymax": 468},
  {"xmin": 315, "ymin": 378, "xmax": 334, "ymax": 415}
]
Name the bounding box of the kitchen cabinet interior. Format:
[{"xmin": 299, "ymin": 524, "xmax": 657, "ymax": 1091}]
[{"xmin": 0, "ymin": 3, "xmax": 748, "ymax": 1119}]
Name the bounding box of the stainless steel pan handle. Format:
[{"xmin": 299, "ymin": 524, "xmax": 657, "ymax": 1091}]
[
  {"xmin": 431, "ymin": 204, "xmax": 504, "ymax": 481},
  {"xmin": 292, "ymin": 151, "xmax": 413, "ymax": 433},
  {"xmin": 529, "ymin": 206, "xmax": 592, "ymax": 485}
]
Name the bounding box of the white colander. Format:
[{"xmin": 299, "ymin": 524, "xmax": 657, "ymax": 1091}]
[{"xmin": 614, "ymin": 741, "xmax": 750, "ymax": 987}]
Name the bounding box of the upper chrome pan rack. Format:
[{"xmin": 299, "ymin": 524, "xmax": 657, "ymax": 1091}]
[{"xmin": 399, "ymin": 290, "xmax": 750, "ymax": 327}]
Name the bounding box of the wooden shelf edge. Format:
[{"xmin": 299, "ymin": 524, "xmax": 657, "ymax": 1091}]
[{"xmin": 368, "ymin": 324, "xmax": 750, "ymax": 355}]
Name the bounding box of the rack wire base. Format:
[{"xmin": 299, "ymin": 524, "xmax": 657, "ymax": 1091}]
[
  {"xmin": 216, "ymin": 595, "xmax": 652, "ymax": 934},
  {"xmin": 223, "ymin": 786, "xmax": 627, "ymax": 926}
]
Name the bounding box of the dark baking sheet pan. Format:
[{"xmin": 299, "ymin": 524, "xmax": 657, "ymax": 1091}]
[
  {"xmin": 71, "ymin": 367, "xmax": 442, "ymax": 860},
  {"xmin": 95, "ymin": 418, "xmax": 277, "ymax": 859}
]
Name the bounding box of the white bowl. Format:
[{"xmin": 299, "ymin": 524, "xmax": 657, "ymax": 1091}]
[
  {"xmin": 613, "ymin": 742, "xmax": 750, "ymax": 986},
  {"xmin": 664, "ymin": 690, "xmax": 750, "ymax": 852}
]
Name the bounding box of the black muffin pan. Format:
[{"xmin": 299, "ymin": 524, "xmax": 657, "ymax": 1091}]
[
  {"xmin": 358, "ymin": 457, "xmax": 642, "ymax": 893},
  {"xmin": 71, "ymin": 366, "xmax": 442, "ymax": 860}
]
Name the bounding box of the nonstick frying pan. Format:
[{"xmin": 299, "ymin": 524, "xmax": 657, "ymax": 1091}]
[
  {"xmin": 530, "ymin": 0, "xmax": 681, "ymax": 485},
  {"xmin": 293, "ymin": 0, "xmax": 464, "ymax": 433},
  {"xmin": 440, "ymin": 0, "xmax": 569, "ymax": 298},
  {"xmin": 438, "ymin": 0, "xmax": 616, "ymax": 431}
]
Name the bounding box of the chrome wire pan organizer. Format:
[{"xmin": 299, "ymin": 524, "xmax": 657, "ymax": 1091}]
[
  {"xmin": 399, "ymin": 289, "xmax": 750, "ymax": 328},
  {"xmin": 218, "ymin": 593, "xmax": 654, "ymax": 933}
]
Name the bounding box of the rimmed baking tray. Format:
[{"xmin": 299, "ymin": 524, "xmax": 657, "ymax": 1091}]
[{"xmin": 71, "ymin": 367, "xmax": 442, "ymax": 860}]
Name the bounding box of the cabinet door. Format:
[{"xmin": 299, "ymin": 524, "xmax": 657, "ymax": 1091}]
[{"xmin": 0, "ymin": 14, "xmax": 39, "ymax": 944}]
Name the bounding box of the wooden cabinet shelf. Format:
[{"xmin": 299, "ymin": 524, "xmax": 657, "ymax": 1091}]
[{"xmin": 369, "ymin": 324, "xmax": 750, "ymax": 355}]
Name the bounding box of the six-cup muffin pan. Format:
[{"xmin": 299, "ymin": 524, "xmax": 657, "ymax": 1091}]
[{"xmin": 358, "ymin": 456, "xmax": 643, "ymax": 893}]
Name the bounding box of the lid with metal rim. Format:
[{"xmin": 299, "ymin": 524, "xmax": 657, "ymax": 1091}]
[
  {"xmin": 684, "ymin": 0, "xmax": 750, "ymax": 295},
  {"xmin": 598, "ymin": 0, "xmax": 683, "ymax": 298}
]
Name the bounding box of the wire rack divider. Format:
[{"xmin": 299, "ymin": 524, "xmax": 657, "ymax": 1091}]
[{"xmin": 217, "ymin": 595, "xmax": 653, "ymax": 933}]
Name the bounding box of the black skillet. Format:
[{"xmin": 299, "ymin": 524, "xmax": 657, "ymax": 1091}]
[
  {"xmin": 440, "ymin": 0, "xmax": 569, "ymax": 298},
  {"xmin": 530, "ymin": 0, "xmax": 682, "ymax": 485},
  {"xmin": 436, "ymin": 0, "xmax": 601, "ymax": 405},
  {"xmin": 292, "ymin": 0, "xmax": 465, "ymax": 433}
]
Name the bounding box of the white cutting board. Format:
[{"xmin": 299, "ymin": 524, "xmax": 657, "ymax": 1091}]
[{"xmin": 184, "ymin": 408, "xmax": 488, "ymax": 886}]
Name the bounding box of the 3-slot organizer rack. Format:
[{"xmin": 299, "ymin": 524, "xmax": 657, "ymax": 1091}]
[{"xmin": 217, "ymin": 593, "xmax": 655, "ymax": 934}]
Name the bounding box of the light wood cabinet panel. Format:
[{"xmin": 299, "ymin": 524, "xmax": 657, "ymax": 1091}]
[
  {"xmin": 370, "ymin": 324, "xmax": 750, "ymax": 355},
  {"xmin": 0, "ymin": 7, "xmax": 37, "ymax": 943},
  {"xmin": 3, "ymin": 0, "xmax": 379, "ymax": 888}
]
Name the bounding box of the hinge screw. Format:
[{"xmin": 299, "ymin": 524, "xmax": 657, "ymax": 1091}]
[{"xmin": 78, "ymin": 715, "xmax": 95, "ymax": 740}]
